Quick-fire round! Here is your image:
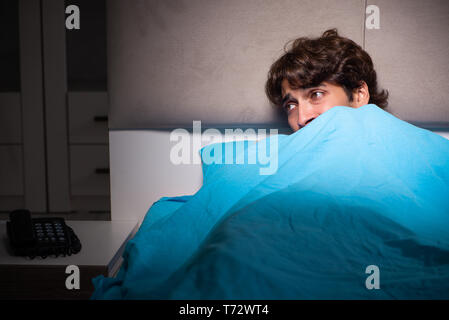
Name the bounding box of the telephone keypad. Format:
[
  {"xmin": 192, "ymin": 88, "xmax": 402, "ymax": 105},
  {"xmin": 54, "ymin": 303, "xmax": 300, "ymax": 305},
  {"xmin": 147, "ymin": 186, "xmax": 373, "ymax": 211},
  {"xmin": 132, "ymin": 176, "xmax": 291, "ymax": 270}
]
[{"xmin": 33, "ymin": 220, "xmax": 68, "ymax": 244}]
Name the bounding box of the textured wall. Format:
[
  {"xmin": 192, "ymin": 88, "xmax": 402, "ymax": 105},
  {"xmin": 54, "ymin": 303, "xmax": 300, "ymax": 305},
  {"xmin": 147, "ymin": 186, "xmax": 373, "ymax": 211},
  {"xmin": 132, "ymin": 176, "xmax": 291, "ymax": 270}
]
[
  {"xmin": 107, "ymin": 0, "xmax": 449, "ymax": 129},
  {"xmin": 365, "ymin": 0, "xmax": 449, "ymax": 124}
]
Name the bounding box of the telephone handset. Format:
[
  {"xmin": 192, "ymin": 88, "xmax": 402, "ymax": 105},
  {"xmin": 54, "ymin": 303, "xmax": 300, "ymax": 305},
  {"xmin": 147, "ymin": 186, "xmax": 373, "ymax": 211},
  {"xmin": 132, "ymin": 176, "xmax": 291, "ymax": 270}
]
[{"xmin": 6, "ymin": 209, "xmax": 81, "ymax": 259}]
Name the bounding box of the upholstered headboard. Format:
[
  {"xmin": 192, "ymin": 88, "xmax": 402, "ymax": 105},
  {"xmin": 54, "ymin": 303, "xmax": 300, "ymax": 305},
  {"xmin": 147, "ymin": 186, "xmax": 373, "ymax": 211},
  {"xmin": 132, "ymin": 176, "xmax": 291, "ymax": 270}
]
[
  {"xmin": 107, "ymin": 0, "xmax": 449, "ymax": 129},
  {"xmin": 106, "ymin": 0, "xmax": 449, "ymax": 222}
]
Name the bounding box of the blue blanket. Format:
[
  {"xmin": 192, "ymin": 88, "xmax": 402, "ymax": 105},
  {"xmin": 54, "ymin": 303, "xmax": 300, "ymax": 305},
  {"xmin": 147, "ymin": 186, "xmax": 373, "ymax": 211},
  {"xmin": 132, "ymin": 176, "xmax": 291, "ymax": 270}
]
[{"xmin": 91, "ymin": 104, "xmax": 449, "ymax": 299}]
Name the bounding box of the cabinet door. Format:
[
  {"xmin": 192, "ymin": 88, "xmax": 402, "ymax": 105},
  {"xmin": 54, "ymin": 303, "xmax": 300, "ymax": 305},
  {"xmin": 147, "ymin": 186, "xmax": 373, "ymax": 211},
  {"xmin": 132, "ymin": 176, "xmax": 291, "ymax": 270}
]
[
  {"xmin": 67, "ymin": 92, "xmax": 109, "ymax": 144},
  {"xmin": 0, "ymin": 146, "xmax": 23, "ymax": 196},
  {"xmin": 19, "ymin": 0, "xmax": 47, "ymax": 212},
  {"xmin": 41, "ymin": 0, "xmax": 71, "ymax": 212},
  {"xmin": 0, "ymin": 93, "xmax": 21, "ymax": 144},
  {"xmin": 42, "ymin": 0, "xmax": 110, "ymax": 215},
  {"xmin": 0, "ymin": 0, "xmax": 47, "ymax": 212},
  {"xmin": 70, "ymin": 145, "xmax": 110, "ymax": 196}
]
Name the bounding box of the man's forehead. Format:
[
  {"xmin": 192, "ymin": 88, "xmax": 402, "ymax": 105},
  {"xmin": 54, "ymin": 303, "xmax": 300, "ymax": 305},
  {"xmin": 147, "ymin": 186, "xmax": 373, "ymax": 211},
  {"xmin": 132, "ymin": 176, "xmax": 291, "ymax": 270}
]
[
  {"xmin": 281, "ymin": 79, "xmax": 292, "ymax": 96},
  {"xmin": 281, "ymin": 79, "xmax": 327, "ymax": 96}
]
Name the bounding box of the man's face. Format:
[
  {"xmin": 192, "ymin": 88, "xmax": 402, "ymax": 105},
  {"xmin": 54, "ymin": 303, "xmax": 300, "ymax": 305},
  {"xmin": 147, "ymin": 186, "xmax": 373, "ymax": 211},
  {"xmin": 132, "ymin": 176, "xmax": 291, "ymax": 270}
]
[{"xmin": 281, "ymin": 79, "xmax": 358, "ymax": 132}]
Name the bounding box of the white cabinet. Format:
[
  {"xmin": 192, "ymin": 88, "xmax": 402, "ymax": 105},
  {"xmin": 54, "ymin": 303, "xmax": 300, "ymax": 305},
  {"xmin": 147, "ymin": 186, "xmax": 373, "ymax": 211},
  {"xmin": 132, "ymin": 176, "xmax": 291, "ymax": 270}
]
[{"xmin": 0, "ymin": 0, "xmax": 110, "ymax": 217}]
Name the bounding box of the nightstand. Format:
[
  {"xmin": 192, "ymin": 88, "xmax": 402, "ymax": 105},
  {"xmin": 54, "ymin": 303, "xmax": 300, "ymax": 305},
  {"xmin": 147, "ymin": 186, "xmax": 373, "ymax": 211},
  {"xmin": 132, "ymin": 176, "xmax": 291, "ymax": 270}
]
[{"xmin": 0, "ymin": 220, "xmax": 138, "ymax": 300}]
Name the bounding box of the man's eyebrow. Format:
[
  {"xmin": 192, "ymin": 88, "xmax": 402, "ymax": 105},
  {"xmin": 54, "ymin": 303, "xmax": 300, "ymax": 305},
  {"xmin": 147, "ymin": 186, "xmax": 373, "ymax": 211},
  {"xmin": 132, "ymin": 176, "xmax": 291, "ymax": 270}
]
[
  {"xmin": 302, "ymin": 83, "xmax": 327, "ymax": 90},
  {"xmin": 281, "ymin": 93, "xmax": 297, "ymax": 108}
]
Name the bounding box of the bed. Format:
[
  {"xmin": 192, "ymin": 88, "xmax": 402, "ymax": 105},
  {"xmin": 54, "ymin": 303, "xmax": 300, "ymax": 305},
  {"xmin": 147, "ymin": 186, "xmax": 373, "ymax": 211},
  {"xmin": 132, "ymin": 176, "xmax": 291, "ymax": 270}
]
[{"xmin": 92, "ymin": 105, "xmax": 449, "ymax": 299}]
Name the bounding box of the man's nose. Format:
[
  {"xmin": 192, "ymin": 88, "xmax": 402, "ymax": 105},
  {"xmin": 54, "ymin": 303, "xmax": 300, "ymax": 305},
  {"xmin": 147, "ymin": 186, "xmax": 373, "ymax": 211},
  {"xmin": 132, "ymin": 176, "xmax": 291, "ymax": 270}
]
[{"xmin": 297, "ymin": 106, "xmax": 315, "ymax": 129}]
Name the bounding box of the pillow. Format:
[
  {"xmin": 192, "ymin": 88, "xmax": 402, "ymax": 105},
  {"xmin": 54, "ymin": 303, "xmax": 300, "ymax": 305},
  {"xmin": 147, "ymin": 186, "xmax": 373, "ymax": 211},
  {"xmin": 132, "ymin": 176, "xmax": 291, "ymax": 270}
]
[
  {"xmin": 200, "ymin": 140, "xmax": 251, "ymax": 184},
  {"xmin": 199, "ymin": 135, "xmax": 280, "ymax": 184}
]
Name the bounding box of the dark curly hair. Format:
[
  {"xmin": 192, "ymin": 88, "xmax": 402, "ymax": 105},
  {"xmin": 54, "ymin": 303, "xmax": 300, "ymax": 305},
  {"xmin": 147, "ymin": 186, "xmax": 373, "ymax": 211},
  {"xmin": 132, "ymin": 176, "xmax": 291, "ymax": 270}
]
[{"xmin": 265, "ymin": 29, "xmax": 388, "ymax": 110}]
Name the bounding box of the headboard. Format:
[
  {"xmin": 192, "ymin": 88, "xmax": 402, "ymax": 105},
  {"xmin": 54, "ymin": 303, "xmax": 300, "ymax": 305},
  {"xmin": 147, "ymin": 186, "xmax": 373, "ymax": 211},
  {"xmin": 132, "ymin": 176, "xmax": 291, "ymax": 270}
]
[{"xmin": 106, "ymin": 0, "xmax": 449, "ymax": 222}]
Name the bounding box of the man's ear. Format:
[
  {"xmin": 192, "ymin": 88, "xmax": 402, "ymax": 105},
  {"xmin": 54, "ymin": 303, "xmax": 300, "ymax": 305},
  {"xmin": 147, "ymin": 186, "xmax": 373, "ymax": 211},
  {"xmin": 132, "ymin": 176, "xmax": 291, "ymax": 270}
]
[{"xmin": 351, "ymin": 81, "xmax": 370, "ymax": 108}]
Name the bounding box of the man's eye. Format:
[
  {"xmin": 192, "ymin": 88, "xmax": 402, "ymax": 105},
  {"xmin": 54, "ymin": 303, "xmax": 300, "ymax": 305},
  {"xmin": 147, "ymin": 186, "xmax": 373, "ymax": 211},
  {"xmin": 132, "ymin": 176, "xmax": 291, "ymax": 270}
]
[
  {"xmin": 311, "ymin": 91, "xmax": 324, "ymax": 100},
  {"xmin": 285, "ymin": 104, "xmax": 296, "ymax": 113}
]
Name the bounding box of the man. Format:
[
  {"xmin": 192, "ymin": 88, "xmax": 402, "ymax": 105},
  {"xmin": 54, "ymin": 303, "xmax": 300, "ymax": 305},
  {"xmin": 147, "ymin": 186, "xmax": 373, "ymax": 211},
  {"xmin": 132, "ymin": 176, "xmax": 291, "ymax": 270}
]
[{"xmin": 265, "ymin": 29, "xmax": 388, "ymax": 132}]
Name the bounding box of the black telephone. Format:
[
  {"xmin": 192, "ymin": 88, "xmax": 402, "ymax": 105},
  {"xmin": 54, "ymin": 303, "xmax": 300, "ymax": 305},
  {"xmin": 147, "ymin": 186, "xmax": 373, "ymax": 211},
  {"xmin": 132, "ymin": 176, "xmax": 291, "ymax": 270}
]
[{"xmin": 6, "ymin": 209, "xmax": 81, "ymax": 259}]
